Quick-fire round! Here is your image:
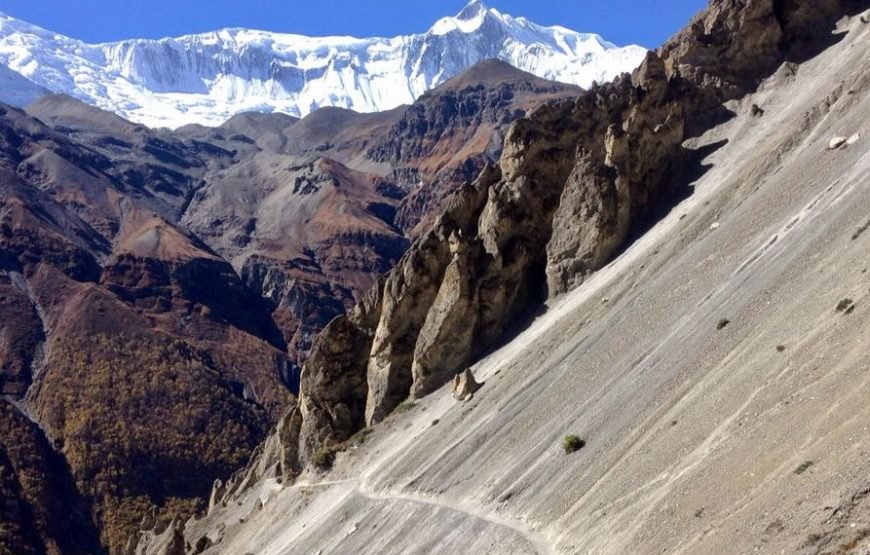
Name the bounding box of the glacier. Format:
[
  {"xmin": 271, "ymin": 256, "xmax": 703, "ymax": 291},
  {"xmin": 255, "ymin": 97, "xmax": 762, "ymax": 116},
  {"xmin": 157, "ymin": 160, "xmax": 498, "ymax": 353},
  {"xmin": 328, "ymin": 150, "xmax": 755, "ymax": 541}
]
[{"xmin": 0, "ymin": 1, "xmax": 647, "ymax": 128}]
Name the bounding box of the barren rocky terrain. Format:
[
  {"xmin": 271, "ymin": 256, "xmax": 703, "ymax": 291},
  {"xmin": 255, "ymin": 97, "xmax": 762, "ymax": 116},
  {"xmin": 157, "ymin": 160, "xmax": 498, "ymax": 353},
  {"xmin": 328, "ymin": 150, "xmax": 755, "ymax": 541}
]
[
  {"xmin": 149, "ymin": 2, "xmax": 870, "ymax": 554},
  {"xmin": 2, "ymin": 1, "xmax": 868, "ymax": 554}
]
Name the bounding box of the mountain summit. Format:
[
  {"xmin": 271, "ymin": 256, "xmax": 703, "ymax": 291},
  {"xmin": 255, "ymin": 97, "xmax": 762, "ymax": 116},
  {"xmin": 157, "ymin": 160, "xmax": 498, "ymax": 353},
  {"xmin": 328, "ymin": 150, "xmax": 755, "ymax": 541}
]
[
  {"xmin": 456, "ymin": 0, "xmax": 490, "ymax": 20},
  {"xmin": 0, "ymin": 3, "xmax": 645, "ymax": 127}
]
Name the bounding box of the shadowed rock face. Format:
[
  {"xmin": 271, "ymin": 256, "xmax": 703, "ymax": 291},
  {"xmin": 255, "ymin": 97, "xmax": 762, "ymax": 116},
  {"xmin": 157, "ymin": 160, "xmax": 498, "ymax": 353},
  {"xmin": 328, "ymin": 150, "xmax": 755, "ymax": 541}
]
[
  {"xmin": 246, "ymin": 0, "xmax": 864, "ymax": 485},
  {"xmin": 0, "ymin": 400, "xmax": 102, "ymax": 555},
  {"xmin": 368, "ymin": 60, "xmax": 583, "ymax": 237},
  {"xmin": 0, "ymin": 273, "xmax": 44, "ymax": 397}
]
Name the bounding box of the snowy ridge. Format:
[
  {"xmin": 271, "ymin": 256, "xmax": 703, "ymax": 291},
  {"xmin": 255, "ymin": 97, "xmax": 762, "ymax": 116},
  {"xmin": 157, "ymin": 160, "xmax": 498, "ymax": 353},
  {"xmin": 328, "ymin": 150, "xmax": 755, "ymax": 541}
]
[
  {"xmin": 0, "ymin": 1, "xmax": 647, "ymax": 128},
  {"xmin": 0, "ymin": 63, "xmax": 46, "ymax": 106}
]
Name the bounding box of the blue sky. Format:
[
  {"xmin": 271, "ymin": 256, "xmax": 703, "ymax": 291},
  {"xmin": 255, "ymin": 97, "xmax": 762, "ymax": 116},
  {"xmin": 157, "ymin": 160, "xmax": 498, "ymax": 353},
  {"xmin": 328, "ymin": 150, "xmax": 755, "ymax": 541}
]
[{"xmin": 0, "ymin": 0, "xmax": 707, "ymax": 48}]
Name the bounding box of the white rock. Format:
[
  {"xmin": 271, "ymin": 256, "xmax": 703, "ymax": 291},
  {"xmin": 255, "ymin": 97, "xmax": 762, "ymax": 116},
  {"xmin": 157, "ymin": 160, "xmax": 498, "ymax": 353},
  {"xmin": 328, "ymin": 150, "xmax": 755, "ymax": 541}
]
[
  {"xmin": 710, "ymin": 222, "xmax": 721, "ymax": 230},
  {"xmin": 828, "ymin": 136, "xmax": 847, "ymax": 149},
  {"xmin": 847, "ymin": 133, "xmax": 861, "ymax": 145}
]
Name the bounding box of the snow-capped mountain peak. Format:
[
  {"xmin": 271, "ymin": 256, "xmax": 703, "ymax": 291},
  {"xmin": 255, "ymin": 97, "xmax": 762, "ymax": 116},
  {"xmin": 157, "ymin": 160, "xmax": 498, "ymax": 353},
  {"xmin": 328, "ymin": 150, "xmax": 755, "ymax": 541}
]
[
  {"xmin": 0, "ymin": 4, "xmax": 647, "ymax": 128},
  {"xmin": 457, "ymin": 0, "xmax": 490, "ymax": 19}
]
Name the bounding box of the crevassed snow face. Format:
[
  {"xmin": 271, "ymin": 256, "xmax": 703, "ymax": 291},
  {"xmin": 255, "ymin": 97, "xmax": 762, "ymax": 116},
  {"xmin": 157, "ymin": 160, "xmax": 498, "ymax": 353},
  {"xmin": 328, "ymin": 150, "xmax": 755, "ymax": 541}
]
[{"xmin": 0, "ymin": 1, "xmax": 647, "ymax": 128}]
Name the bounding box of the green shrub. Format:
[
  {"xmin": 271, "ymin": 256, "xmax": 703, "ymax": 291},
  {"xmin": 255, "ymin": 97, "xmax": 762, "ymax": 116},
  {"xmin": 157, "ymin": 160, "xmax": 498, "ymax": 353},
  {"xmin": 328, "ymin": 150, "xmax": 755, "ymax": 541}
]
[
  {"xmin": 562, "ymin": 435, "xmax": 586, "ymax": 454},
  {"xmin": 311, "ymin": 448, "xmax": 336, "ymax": 470},
  {"xmin": 392, "ymin": 399, "xmax": 417, "ymax": 414},
  {"xmin": 835, "ymin": 299, "xmax": 855, "ymax": 314},
  {"xmin": 716, "ymin": 318, "xmax": 730, "ymax": 330},
  {"xmin": 794, "ymin": 461, "xmax": 814, "ymax": 475},
  {"xmin": 346, "ymin": 428, "xmax": 372, "ymax": 447}
]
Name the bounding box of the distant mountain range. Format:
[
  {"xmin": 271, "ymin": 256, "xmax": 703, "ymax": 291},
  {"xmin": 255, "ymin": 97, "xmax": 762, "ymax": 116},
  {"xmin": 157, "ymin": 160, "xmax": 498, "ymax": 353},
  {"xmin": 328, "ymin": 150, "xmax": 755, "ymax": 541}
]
[{"xmin": 0, "ymin": 1, "xmax": 646, "ymax": 127}]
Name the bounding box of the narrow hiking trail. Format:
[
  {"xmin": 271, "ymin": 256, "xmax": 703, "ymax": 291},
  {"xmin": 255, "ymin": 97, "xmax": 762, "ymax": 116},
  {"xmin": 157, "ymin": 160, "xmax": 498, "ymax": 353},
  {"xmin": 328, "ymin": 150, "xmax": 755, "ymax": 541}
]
[{"xmin": 291, "ymin": 477, "xmax": 555, "ymax": 555}]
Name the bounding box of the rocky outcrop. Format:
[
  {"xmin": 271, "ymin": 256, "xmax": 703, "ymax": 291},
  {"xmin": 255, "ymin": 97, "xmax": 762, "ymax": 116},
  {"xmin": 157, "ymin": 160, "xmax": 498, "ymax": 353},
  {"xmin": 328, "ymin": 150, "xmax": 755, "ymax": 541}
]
[
  {"xmin": 546, "ymin": 52, "xmax": 686, "ymax": 294},
  {"xmin": 452, "ymin": 369, "xmax": 483, "ymax": 401},
  {"xmin": 0, "ymin": 273, "xmax": 44, "ymax": 397},
  {"xmin": 376, "ymin": 60, "xmax": 582, "ymax": 237},
  {"xmin": 260, "ymin": 53, "xmax": 683, "ymax": 475},
  {"xmin": 244, "ymin": 0, "xmax": 865, "ymax": 486}
]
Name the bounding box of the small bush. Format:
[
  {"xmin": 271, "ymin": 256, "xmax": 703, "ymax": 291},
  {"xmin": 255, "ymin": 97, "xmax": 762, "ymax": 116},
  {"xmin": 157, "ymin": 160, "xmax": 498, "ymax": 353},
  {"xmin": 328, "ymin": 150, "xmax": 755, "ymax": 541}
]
[
  {"xmin": 852, "ymin": 220, "xmax": 870, "ymax": 240},
  {"xmin": 776, "ymin": 345, "xmax": 786, "ymax": 352},
  {"xmin": 562, "ymin": 435, "xmax": 586, "ymax": 454},
  {"xmin": 346, "ymin": 427, "xmax": 372, "ymax": 447},
  {"xmin": 835, "ymin": 298, "xmax": 854, "ymax": 313},
  {"xmin": 311, "ymin": 447, "xmax": 336, "ymax": 470},
  {"xmin": 393, "ymin": 399, "xmax": 417, "ymax": 414},
  {"xmin": 716, "ymin": 318, "xmax": 730, "ymax": 330},
  {"xmin": 794, "ymin": 460, "xmax": 814, "ymax": 475}
]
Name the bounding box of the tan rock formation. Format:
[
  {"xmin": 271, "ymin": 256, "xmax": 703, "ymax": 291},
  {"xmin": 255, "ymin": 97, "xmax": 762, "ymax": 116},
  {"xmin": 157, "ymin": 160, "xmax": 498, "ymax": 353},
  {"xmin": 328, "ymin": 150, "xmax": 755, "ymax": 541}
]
[{"xmin": 452, "ymin": 369, "xmax": 483, "ymax": 401}]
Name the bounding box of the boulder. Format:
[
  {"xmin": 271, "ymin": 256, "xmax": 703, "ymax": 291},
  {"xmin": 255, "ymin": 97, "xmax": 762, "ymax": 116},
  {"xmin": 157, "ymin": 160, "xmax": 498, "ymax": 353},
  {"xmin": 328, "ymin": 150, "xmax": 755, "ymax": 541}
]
[{"xmin": 452, "ymin": 369, "xmax": 483, "ymax": 401}]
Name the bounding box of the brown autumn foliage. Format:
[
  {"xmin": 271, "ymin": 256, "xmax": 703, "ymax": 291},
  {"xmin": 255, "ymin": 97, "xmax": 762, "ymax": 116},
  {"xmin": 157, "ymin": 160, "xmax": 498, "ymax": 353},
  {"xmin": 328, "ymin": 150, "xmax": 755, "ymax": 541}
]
[
  {"xmin": 0, "ymin": 400, "xmax": 101, "ymax": 555},
  {"xmin": 35, "ymin": 332, "xmax": 271, "ymax": 554}
]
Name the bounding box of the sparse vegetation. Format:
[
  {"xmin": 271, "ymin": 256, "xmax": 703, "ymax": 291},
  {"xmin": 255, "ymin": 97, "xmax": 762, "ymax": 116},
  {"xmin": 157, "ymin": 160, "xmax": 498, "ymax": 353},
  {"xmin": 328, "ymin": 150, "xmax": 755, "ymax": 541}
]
[
  {"xmin": 562, "ymin": 435, "xmax": 586, "ymax": 454},
  {"xmin": 835, "ymin": 298, "xmax": 855, "ymax": 314},
  {"xmin": 309, "ymin": 428, "xmax": 373, "ymax": 472},
  {"xmin": 347, "ymin": 427, "xmax": 372, "ymax": 447},
  {"xmin": 794, "ymin": 461, "xmax": 814, "ymax": 475},
  {"xmin": 852, "ymin": 220, "xmax": 870, "ymax": 240},
  {"xmin": 716, "ymin": 318, "xmax": 731, "ymax": 330},
  {"xmin": 840, "ymin": 528, "xmax": 870, "ymax": 552},
  {"xmin": 311, "ymin": 447, "xmax": 336, "ymax": 470},
  {"xmin": 393, "ymin": 399, "xmax": 417, "ymax": 414}
]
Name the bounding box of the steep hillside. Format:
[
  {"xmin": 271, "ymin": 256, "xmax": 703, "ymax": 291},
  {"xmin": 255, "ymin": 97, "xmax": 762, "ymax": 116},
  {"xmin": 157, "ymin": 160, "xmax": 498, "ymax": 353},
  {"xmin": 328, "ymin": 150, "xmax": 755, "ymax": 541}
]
[
  {"xmin": 178, "ymin": 61, "xmax": 580, "ymax": 380},
  {"xmin": 0, "ymin": 57, "xmax": 579, "ymax": 553},
  {"xmin": 159, "ymin": 1, "xmax": 870, "ymax": 554},
  {"xmin": 0, "ymin": 400, "xmax": 101, "ymax": 555},
  {"xmin": 0, "ymin": 103, "xmax": 293, "ymax": 553}
]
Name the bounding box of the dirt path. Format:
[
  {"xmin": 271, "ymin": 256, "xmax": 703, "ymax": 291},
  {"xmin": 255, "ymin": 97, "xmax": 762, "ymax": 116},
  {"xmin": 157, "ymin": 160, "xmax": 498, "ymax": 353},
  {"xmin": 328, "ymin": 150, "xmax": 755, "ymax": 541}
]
[{"xmin": 292, "ymin": 477, "xmax": 554, "ymax": 555}]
